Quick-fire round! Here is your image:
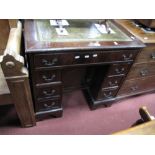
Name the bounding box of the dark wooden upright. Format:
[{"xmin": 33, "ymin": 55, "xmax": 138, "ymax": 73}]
[{"xmin": 0, "ymin": 20, "xmax": 36, "ymax": 127}]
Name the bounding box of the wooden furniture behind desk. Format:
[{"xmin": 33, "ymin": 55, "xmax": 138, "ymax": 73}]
[
  {"xmin": 136, "ymin": 19, "xmax": 155, "ymax": 28},
  {"xmin": 24, "ymin": 19, "xmax": 144, "ymax": 119},
  {"xmin": 0, "ymin": 20, "xmax": 36, "ymax": 127},
  {"xmin": 116, "ymin": 20, "xmax": 155, "ymax": 98}
]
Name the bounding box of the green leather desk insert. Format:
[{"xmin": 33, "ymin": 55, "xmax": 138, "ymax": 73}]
[{"xmin": 35, "ymin": 20, "xmax": 132, "ymax": 43}]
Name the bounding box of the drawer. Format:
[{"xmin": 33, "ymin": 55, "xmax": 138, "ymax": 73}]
[
  {"xmin": 34, "ymin": 69, "xmax": 61, "ymax": 84},
  {"xmin": 96, "ymin": 88, "xmax": 118, "ymax": 100},
  {"xmin": 37, "ymin": 98, "xmax": 61, "ymax": 112},
  {"xmin": 102, "ymin": 76, "xmax": 123, "ymax": 89},
  {"xmin": 117, "ymin": 76, "xmax": 155, "ymax": 96},
  {"xmin": 35, "ymin": 84, "xmax": 62, "ymax": 101},
  {"xmin": 135, "ymin": 46, "xmax": 155, "ymax": 63},
  {"xmin": 127, "ymin": 62, "xmax": 155, "ymax": 80},
  {"xmin": 33, "ymin": 50, "xmax": 137, "ymax": 69},
  {"xmin": 107, "ymin": 63, "xmax": 131, "ymax": 77}
]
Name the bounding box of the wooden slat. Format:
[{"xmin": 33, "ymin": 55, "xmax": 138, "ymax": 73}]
[{"xmin": 0, "ymin": 20, "xmax": 10, "ymax": 53}]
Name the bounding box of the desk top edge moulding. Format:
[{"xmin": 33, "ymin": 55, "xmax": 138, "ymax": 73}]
[{"xmin": 24, "ymin": 19, "xmax": 145, "ymax": 53}]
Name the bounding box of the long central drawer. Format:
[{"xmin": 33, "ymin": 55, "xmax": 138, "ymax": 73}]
[{"xmin": 33, "ymin": 50, "xmax": 138, "ymax": 69}]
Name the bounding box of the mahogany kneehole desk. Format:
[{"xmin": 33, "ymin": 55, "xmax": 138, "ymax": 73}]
[{"xmin": 24, "ymin": 20, "xmax": 144, "ymax": 119}]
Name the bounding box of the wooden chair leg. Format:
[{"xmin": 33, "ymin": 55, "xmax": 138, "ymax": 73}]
[{"xmin": 7, "ymin": 77, "xmax": 36, "ymax": 127}]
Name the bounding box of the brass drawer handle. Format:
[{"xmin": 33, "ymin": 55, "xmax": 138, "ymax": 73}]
[
  {"xmin": 131, "ymin": 85, "xmax": 138, "ymax": 91},
  {"xmin": 115, "ymin": 68, "xmax": 125, "ymax": 74},
  {"xmin": 122, "ymin": 54, "xmax": 133, "ymax": 61},
  {"xmin": 42, "ymin": 58, "xmax": 58, "ymax": 66},
  {"xmin": 140, "ymin": 69, "xmax": 149, "ymax": 77},
  {"xmin": 43, "ymin": 89, "xmax": 56, "ymax": 96},
  {"xmin": 151, "ymin": 52, "xmax": 155, "ymax": 59},
  {"xmin": 44, "ymin": 102, "xmax": 56, "ymax": 108},
  {"xmin": 108, "ymin": 81, "xmax": 118, "ymax": 87},
  {"xmin": 103, "ymin": 91, "xmax": 112, "ymax": 98},
  {"xmin": 42, "ymin": 74, "xmax": 56, "ymax": 82}
]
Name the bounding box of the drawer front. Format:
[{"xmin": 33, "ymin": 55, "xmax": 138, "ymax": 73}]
[
  {"xmin": 127, "ymin": 62, "xmax": 155, "ymax": 80},
  {"xmin": 34, "ymin": 50, "xmax": 137, "ymax": 69},
  {"xmin": 117, "ymin": 76, "xmax": 155, "ymax": 96},
  {"xmin": 34, "ymin": 69, "xmax": 61, "ymax": 84},
  {"xmin": 37, "ymin": 98, "xmax": 61, "ymax": 112},
  {"xmin": 35, "ymin": 84, "xmax": 61, "ymax": 101},
  {"xmin": 135, "ymin": 46, "xmax": 155, "ymax": 63},
  {"xmin": 102, "ymin": 76, "xmax": 123, "ymax": 89},
  {"xmin": 107, "ymin": 63, "xmax": 131, "ymax": 77},
  {"xmin": 97, "ymin": 88, "xmax": 118, "ymax": 100}
]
